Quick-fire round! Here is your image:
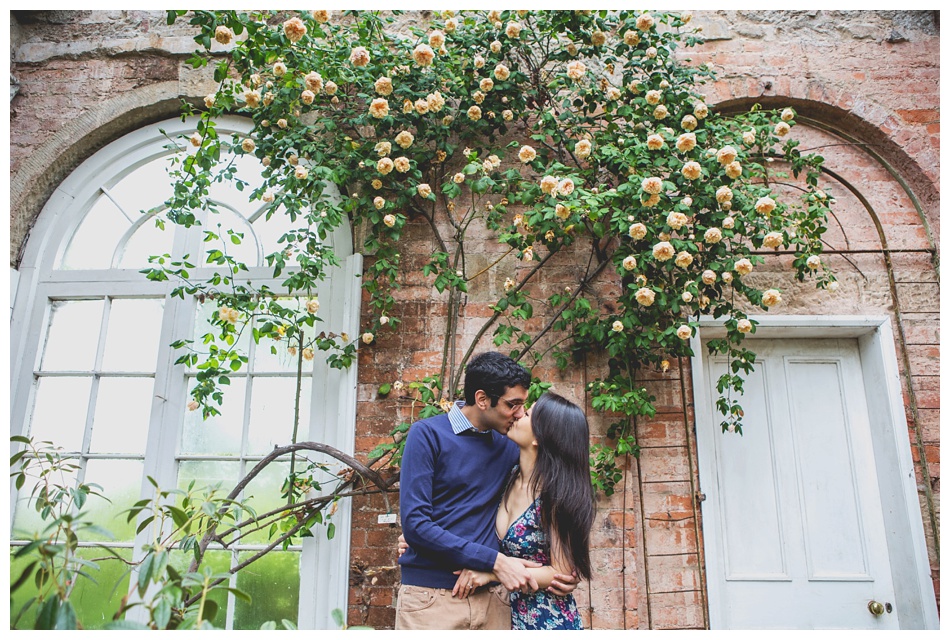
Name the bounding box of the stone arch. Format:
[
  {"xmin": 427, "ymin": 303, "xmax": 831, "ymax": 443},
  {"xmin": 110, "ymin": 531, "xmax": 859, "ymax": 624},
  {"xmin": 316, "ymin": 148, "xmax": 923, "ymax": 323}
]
[
  {"xmin": 11, "ymin": 81, "xmax": 186, "ymax": 266},
  {"xmin": 714, "ymin": 94, "xmax": 939, "ymax": 252}
]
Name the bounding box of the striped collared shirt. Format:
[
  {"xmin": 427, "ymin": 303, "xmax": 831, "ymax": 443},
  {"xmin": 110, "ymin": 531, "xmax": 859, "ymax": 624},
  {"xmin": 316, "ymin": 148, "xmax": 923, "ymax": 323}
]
[{"xmin": 448, "ymin": 400, "xmax": 491, "ymax": 435}]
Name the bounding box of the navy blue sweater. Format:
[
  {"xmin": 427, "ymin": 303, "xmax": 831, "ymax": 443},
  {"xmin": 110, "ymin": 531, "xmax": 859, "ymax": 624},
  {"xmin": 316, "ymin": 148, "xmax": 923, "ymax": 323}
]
[{"xmin": 398, "ymin": 412, "xmax": 519, "ymax": 589}]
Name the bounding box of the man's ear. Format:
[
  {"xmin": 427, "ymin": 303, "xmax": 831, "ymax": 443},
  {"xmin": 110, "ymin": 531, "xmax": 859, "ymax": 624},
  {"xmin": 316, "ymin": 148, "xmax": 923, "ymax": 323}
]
[{"xmin": 474, "ymin": 389, "xmax": 489, "ymax": 409}]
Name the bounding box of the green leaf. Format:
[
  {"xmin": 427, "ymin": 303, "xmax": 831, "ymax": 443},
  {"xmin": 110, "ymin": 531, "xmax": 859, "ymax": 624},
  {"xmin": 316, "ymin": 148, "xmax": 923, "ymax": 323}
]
[{"xmin": 378, "ymin": 383, "xmax": 391, "ymax": 396}]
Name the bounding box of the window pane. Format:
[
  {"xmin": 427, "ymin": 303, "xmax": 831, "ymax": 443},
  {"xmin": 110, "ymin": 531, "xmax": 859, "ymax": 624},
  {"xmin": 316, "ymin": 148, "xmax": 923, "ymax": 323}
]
[
  {"xmin": 177, "ymin": 460, "xmax": 241, "ymax": 497},
  {"xmin": 82, "ymin": 459, "xmax": 145, "ymax": 542},
  {"xmin": 61, "ymin": 195, "xmax": 130, "ymax": 270},
  {"xmin": 233, "ymin": 550, "xmax": 300, "ymax": 630},
  {"xmin": 40, "ymin": 299, "xmax": 104, "ymax": 371},
  {"xmin": 88, "ymin": 377, "xmax": 153, "ymax": 454},
  {"xmin": 247, "ymin": 377, "xmax": 311, "ymax": 455},
  {"xmin": 107, "ymin": 155, "xmax": 175, "ymax": 213},
  {"xmin": 207, "ymin": 153, "xmax": 266, "ymax": 211},
  {"xmin": 9, "ymin": 547, "xmax": 133, "ymax": 630},
  {"xmin": 202, "ymin": 207, "xmax": 259, "ymax": 268},
  {"xmin": 190, "ymin": 302, "xmax": 252, "ymax": 371},
  {"xmin": 252, "ymin": 298, "xmax": 319, "ymax": 374},
  {"xmin": 167, "ymin": 549, "xmax": 232, "ymax": 629},
  {"xmin": 101, "ymin": 298, "xmax": 165, "ymax": 372},
  {"xmin": 181, "ymin": 378, "xmax": 247, "ymax": 455},
  {"xmin": 241, "ymin": 460, "xmax": 292, "ymax": 544},
  {"xmin": 29, "ymin": 376, "xmax": 92, "ymax": 451},
  {"xmin": 11, "ymin": 468, "xmax": 61, "ymax": 540},
  {"xmin": 117, "ymin": 215, "xmax": 174, "ymax": 269}
]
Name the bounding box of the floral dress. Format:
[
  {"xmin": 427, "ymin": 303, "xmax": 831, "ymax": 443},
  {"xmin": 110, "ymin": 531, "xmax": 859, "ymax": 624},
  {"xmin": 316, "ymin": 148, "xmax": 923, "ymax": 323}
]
[{"xmin": 499, "ymin": 497, "xmax": 583, "ymax": 630}]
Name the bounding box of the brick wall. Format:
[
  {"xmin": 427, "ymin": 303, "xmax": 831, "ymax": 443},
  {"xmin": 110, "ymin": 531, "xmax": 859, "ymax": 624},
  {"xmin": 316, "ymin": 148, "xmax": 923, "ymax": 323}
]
[{"xmin": 10, "ymin": 10, "xmax": 939, "ymax": 629}]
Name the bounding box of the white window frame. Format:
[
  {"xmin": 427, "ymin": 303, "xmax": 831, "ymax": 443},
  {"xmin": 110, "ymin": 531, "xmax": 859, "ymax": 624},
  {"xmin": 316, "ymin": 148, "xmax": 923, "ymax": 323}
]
[
  {"xmin": 9, "ymin": 115, "xmax": 362, "ymax": 629},
  {"xmin": 690, "ymin": 315, "xmax": 938, "ymax": 629}
]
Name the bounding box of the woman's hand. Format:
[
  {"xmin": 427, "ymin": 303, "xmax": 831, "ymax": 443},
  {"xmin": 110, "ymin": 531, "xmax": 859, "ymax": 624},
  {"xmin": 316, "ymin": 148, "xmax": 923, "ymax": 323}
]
[{"xmin": 451, "ymin": 568, "xmax": 493, "ymax": 599}]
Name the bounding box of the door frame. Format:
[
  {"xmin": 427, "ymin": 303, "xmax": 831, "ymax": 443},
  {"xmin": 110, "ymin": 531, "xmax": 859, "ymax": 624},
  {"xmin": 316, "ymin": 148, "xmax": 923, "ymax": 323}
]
[{"xmin": 690, "ymin": 315, "xmax": 938, "ymax": 629}]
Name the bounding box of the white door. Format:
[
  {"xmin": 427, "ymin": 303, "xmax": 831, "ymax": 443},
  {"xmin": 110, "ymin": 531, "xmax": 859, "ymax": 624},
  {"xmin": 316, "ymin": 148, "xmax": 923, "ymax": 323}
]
[{"xmin": 699, "ymin": 338, "xmax": 898, "ymax": 629}]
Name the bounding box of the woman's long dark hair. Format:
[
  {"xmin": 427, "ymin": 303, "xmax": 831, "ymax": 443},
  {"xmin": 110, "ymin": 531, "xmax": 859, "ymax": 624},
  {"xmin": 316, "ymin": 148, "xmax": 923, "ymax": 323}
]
[{"xmin": 526, "ymin": 391, "xmax": 595, "ymax": 580}]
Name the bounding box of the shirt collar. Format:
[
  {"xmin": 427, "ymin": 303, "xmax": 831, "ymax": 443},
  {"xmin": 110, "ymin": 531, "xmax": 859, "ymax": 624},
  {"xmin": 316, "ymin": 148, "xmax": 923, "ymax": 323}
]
[{"xmin": 448, "ymin": 400, "xmax": 491, "ymax": 435}]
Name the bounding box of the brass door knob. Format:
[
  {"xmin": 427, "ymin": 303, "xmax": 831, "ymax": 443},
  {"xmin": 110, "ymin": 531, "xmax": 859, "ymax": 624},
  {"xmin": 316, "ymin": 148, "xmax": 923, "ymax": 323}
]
[{"xmin": 868, "ymin": 600, "xmax": 885, "ymax": 616}]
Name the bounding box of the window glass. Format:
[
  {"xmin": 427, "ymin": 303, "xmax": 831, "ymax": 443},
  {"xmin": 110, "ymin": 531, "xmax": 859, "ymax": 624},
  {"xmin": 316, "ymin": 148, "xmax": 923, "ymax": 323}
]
[
  {"xmin": 40, "ymin": 299, "xmax": 104, "ymax": 371},
  {"xmin": 88, "ymin": 377, "xmax": 153, "ymax": 454},
  {"xmin": 233, "ymin": 550, "xmax": 300, "ymax": 629},
  {"xmin": 82, "ymin": 458, "xmax": 145, "ymax": 542},
  {"xmin": 180, "ymin": 378, "xmax": 247, "ymax": 455},
  {"xmin": 28, "ymin": 376, "xmax": 92, "ymax": 451},
  {"xmin": 61, "ymin": 195, "xmax": 130, "ymax": 270},
  {"xmin": 247, "ymin": 377, "xmax": 312, "ymax": 455},
  {"xmin": 101, "ymin": 298, "xmax": 165, "ymax": 372},
  {"xmin": 117, "ymin": 214, "xmax": 174, "ymax": 269}
]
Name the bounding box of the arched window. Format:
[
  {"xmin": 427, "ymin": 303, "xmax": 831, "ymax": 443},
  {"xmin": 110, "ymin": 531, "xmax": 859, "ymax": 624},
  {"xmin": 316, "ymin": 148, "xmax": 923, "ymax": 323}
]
[{"xmin": 10, "ymin": 116, "xmax": 362, "ymax": 629}]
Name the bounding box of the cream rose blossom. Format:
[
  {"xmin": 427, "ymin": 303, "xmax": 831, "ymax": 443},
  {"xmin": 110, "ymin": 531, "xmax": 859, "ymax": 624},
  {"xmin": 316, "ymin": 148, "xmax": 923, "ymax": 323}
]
[
  {"xmin": 214, "ymin": 26, "xmax": 233, "ymax": 45},
  {"xmin": 676, "ymin": 133, "xmax": 697, "ymax": 152},
  {"xmin": 703, "ymin": 227, "xmax": 722, "ymax": 244},
  {"xmin": 429, "ymin": 30, "xmax": 445, "ymax": 48},
  {"xmin": 629, "ymin": 222, "xmax": 647, "ymax": 239},
  {"xmin": 702, "ymin": 270, "xmax": 716, "ymax": 285},
  {"xmin": 557, "ymin": 178, "xmax": 575, "ymax": 196},
  {"xmin": 413, "ymin": 44, "xmax": 435, "ymax": 66},
  {"xmin": 383, "ymin": 214, "xmax": 396, "ymax": 227},
  {"xmin": 575, "ymin": 139, "xmax": 592, "ymax": 159},
  {"xmin": 283, "ymin": 17, "xmax": 307, "ymax": 43},
  {"xmin": 763, "ymin": 232, "xmax": 783, "ymax": 248},
  {"xmin": 377, "ymin": 157, "xmax": 394, "ymax": 175},
  {"xmin": 494, "ymin": 63, "xmax": 510, "ymax": 81},
  {"xmin": 567, "ymin": 60, "xmax": 586, "ymax": 81},
  {"xmin": 775, "ymin": 121, "xmax": 791, "ymax": 136},
  {"xmin": 295, "ymin": 166, "xmax": 308, "ymax": 180},
  {"xmin": 350, "ymin": 46, "xmax": 370, "ymax": 67},
  {"xmin": 312, "ymin": 10, "xmax": 329, "ymax": 23},
  {"xmin": 375, "ymin": 76, "xmax": 394, "ymax": 96},
  {"xmin": 647, "ymin": 134, "xmax": 664, "ymax": 150},
  {"xmin": 675, "ymin": 251, "xmax": 694, "ymax": 268},
  {"xmin": 636, "ymin": 288, "xmax": 655, "ymax": 306},
  {"xmin": 681, "ymin": 161, "xmax": 702, "ymax": 180},
  {"xmin": 667, "ymin": 211, "xmax": 688, "ymax": 230},
  {"xmin": 362, "ymin": 332, "xmax": 374, "ymax": 344},
  {"xmin": 641, "ymin": 176, "xmax": 663, "ymax": 195},
  {"xmin": 375, "ymin": 141, "xmax": 392, "ymax": 157},
  {"xmin": 734, "ymin": 258, "xmax": 753, "ymax": 275},
  {"xmin": 755, "ymin": 196, "xmax": 776, "ymax": 215},
  {"xmin": 716, "ymin": 186, "xmax": 733, "ymax": 203},
  {"xmin": 519, "ymin": 145, "xmax": 537, "ymax": 163},
  {"xmin": 540, "ymin": 175, "xmax": 558, "ymax": 195},
  {"xmin": 467, "ymin": 105, "xmax": 482, "ymax": 121},
  {"xmin": 806, "ymin": 255, "xmax": 822, "ymax": 270},
  {"xmin": 612, "ymin": 320, "xmax": 625, "ymax": 333},
  {"xmin": 637, "ymin": 13, "xmax": 655, "ymax": 31},
  {"xmin": 622, "ymin": 255, "xmax": 637, "ymax": 271},
  {"xmin": 716, "ymin": 146, "xmax": 738, "ymax": 165},
  {"xmin": 652, "ymin": 241, "xmax": 675, "ymax": 261},
  {"xmin": 369, "ymin": 98, "xmax": 390, "ymax": 119},
  {"xmin": 762, "ymin": 289, "xmax": 782, "ymax": 307},
  {"xmin": 737, "ymin": 319, "xmax": 753, "ymax": 333},
  {"xmin": 417, "ymin": 183, "xmax": 432, "ymax": 198},
  {"xmin": 395, "ymin": 131, "xmax": 414, "ymax": 149},
  {"xmin": 676, "ymin": 325, "xmax": 693, "ymax": 340}
]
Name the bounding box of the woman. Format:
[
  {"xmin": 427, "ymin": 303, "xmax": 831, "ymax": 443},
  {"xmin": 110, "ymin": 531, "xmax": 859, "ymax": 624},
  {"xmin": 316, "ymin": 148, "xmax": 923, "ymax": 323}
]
[{"xmin": 452, "ymin": 391, "xmax": 595, "ymax": 630}]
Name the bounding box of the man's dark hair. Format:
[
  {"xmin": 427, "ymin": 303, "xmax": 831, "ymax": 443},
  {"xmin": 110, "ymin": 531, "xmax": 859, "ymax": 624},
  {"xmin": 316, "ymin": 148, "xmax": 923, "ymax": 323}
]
[{"xmin": 463, "ymin": 352, "xmax": 531, "ymax": 406}]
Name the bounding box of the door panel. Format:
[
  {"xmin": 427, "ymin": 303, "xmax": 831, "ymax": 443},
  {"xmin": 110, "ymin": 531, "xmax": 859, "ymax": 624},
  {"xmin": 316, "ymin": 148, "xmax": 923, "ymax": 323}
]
[{"xmin": 701, "ymin": 339, "xmax": 898, "ymax": 629}]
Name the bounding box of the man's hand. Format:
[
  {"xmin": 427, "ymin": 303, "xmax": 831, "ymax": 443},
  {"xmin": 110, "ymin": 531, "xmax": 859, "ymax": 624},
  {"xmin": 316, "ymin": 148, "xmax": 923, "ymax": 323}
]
[
  {"xmin": 493, "ymin": 553, "xmax": 541, "ymax": 592},
  {"xmin": 547, "ymin": 570, "xmax": 579, "ymax": 596},
  {"xmin": 397, "ymin": 534, "xmax": 408, "ymax": 558}
]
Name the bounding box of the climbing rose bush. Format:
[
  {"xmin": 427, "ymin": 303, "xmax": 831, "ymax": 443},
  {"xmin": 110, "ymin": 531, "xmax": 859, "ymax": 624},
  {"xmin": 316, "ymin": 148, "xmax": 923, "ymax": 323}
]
[{"xmin": 160, "ymin": 9, "xmax": 835, "ymax": 493}]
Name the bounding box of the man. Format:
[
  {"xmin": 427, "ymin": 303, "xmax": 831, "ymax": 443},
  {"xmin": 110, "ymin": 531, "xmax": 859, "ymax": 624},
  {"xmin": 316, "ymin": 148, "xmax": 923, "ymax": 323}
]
[{"xmin": 395, "ymin": 352, "xmax": 576, "ymax": 630}]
